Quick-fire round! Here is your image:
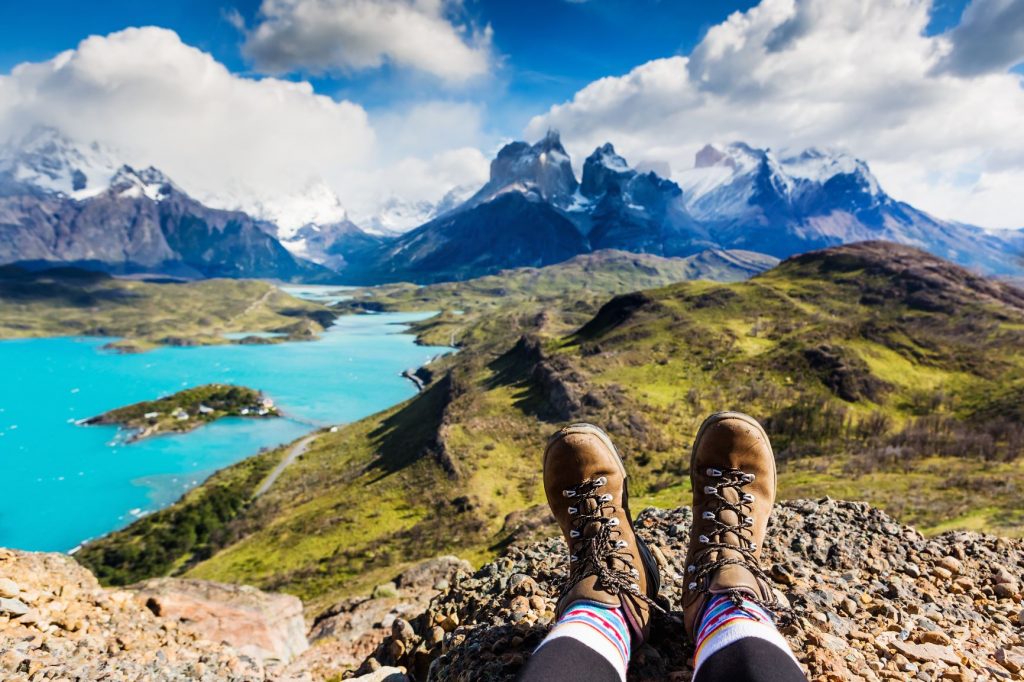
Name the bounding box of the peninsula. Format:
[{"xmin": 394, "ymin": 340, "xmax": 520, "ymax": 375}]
[{"xmin": 83, "ymin": 384, "xmax": 279, "ymax": 443}]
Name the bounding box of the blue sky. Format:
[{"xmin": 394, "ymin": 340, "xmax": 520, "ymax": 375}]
[{"xmin": 0, "ymin": 0, "xmax": 1021, "ymax": 229}]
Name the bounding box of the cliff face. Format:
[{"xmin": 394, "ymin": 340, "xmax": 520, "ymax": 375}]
[{"xmin": 355, "ymin": 500, "xmax": 1024, "ymax": 682}]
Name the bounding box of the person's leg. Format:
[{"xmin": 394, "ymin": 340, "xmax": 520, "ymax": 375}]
[
  {"xmin": 681, "ymin": 412, "xmax": 808, "ymax": 682},
  {"xmin": 519, "ymin": 600, "xmax": 629, "ymax": 682},
  {"xmin": 692, "ymin": 594, "xmax": 804, "ymax": 681},
  {"xmin": 520, "ymin": 424, "xmax": 664, "ymax": 682}
]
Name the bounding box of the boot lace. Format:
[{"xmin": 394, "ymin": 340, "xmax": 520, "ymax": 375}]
[
  {"xmin": 686, "ymin": 467, "xmax": 780, "ymax": 613},
  {"xmin": 561, "ymin": 477, "xmax": 666, "ymax": 614}
]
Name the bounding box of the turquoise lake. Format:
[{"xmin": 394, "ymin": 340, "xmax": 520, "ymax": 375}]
[{"xmin": 0, "ymin": 309, "xmax": 449, "ymax": 552}]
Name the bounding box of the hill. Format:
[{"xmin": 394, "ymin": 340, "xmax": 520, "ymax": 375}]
[
  {"xmin": 0, "ymin": 265, "xmax": 336, "ymax": 351},
  {"xmin": 74, "ymin": 242, "xmax": 1024, "ymax": 616},
  {"xmin": 364, "ymin": 500, "xmax": 1024, "ymax": 681},
  {"xmin": 7, "ymin": 500, "xmax": 1023, "ymax": 681}
]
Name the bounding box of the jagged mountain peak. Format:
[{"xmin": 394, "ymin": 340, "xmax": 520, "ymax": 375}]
[
  {"xmin": 580, "ymin": 142, "xmax": 635, "ymax": 198},
  {"xmin": 0, "ymin": 126, "xmax": 124, "ymax": 199},
  {"xmin": 108, "ymin": 165, "xmax": 176, "ymax": 202},
  {"xmin": 467, "ymin": 131, "xmax": 578, "ymax": 208}
]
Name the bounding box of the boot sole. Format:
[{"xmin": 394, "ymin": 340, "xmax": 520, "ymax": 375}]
[
  {"xmin": 689, "ymin": 411, "xmax": 777, "ymax": 500},
  {"xmin": 545, "ymin": 423, "xmax": 663, "ymax": 601}
]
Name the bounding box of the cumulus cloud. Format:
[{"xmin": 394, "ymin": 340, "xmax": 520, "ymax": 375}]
[
  {"xmin": 936, "ymin": 0, "xmax": 1024, "ymax": 76},
  {"xmin": 527, "ymin": 0, "xmax": 1024, "ymax": 229},
  {"xmin": 241, "ymin": 0, "xmax": 492, "ymax": 84},
  {"xmin": 0, "ymin": 27, "xmax": 489, "ymax": 224}
]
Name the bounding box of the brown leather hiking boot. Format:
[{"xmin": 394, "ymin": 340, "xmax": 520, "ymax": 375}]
[
  {"xmin": 543, "ymin": 423, "xmax": 663, "ymax": 645},
  {"xmin": 681, "ymin": 412, "xmax": 780, "ymax": 641}
]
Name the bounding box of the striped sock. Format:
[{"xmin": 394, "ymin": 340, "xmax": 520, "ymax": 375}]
[
  {"xmin": 693, "ymin": 594, "xmax": 798, "ymax": 675},
  {"xmin": 535, "ymin": 600, "xmax": 631, "ymax": 681}
]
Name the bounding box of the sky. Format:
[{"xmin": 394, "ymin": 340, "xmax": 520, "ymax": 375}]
[{"xmin": 0, "ymin": 0, "xmax": 1022, "ymax": 229}]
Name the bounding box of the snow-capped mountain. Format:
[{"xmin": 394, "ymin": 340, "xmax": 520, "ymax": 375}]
[
  {"xmin": 338, "ymin": 133, "xmax": 1023, "ymax": 284},
  {"xmin": 0, "ymin": 126, "xmax": 124, "ymax": 199},
  {"xmin": 0, "ymin": 128, "xmax": 329, "ymax": 280},
  {"xmin": 675, "ymin": 141, "xmax": 1016, "ymax": 273},
  {"xmin": 212, "ymin": 179, "xmax": 350, "ymax": 239}
]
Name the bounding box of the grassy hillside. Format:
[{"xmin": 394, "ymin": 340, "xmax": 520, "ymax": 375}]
[
  {"xmin": 76, "ymin": 242, "xmax": 1024, "ymax": 614},
  {"xmin": 339, "ymin": 249, "xmax": 778, "ymax": 348},
  {"xmin": 0, "ymin": 265, "xmax": 335, "ymax": 351}
]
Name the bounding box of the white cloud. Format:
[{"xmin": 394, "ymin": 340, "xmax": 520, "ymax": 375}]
[
  {"xmin": 0, "ymin": 27, "xmax": 490, "ymax": 227},
  {"xmin": 527, "ymin": 0, "xmax": 1024, "ymax": 229},
  {"xmin": 241, "ymin": 0, "xmax": 492, "ymax": 84}
]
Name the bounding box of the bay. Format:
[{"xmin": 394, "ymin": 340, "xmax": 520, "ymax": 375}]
[{"xmin": 0, "ymin": 307, "xmax": 447, "ymax": 552}]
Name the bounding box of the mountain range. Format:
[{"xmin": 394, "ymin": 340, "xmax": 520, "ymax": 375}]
[
  {"xmin": 0, "ymin": 128, "xmax": 329, "ymax": 280},
  {"xmin": 1, "ymin": 127, "xmax": 1021, "ymax": 283}
]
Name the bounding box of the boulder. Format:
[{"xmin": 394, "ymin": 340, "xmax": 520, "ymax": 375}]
[{"xmin": 129, "ymin": 578, "xmax": 308, "ymax": 664}]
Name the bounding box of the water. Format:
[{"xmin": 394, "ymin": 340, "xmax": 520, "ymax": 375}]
[{"xmin": 0, "ymin": 310, "xmax": 449, "ymax": 552}]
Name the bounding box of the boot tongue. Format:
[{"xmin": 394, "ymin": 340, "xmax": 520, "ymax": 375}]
[{"xmin": 708, "ymin": 563, "xmax": 761, "ymax": 599}]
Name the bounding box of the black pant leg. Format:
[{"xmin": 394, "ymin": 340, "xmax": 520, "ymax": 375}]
[
  {"xmin": 694, "ymin": 636, "xmax": 807, "ymax": 682},
  {"xmin": 518, "ymin": 636, "xmax": 622, "ymax": 682}
]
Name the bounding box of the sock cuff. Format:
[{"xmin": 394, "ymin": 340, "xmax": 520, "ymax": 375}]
[{"xmin": 536, "ymin": 601, "xmax": 631, "ymax": 682}]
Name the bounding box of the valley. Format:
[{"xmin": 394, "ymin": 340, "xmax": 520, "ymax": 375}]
[{"xmin": 75, "ymin": 242, "xmax": 1024, "ymax": 619}]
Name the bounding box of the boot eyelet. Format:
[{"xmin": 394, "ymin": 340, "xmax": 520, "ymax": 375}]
[
  {"xmin": 687, "ymin": 565, "xmax": 695, "ymax": 574},
  {"xmin": 570, "ymin": 554, "xmax": 579, "ymax": 562},
  {"xmin": 702, "ymin": 511, "xmax": 716, "ymax": 520},
  {"xmin": 749, "ymin": 541, "xmax": 757, "ymax": 550},
  {"xmin": 607, "ymin": 518, "xmax": 620, "ymax": 527},
  {"xmin": 743, "ymin": 473, "xmax": 756, "ymax": 483},
  {"xmin": 703, "ymin": 486, "xmax": 717, "ymax": 495},
  {"xmin": 594, "ymin": 476, "xmax": 607, "ymax": 486},
  {"xmin": 599, "ymin": 493, "xmax": 613, "ymax": 503},
  {"xmin": 563, "ymin": 489, "xmax": 576, "ymax": 498},
  {"xmin": 699, "ymin": 534, "xmax": 709, "ymax": 544},
  {"xmin": 688, "ymin": 582, "xmax": 697, "ymax": 591},
  {"xmin": 631, "ymin": 569, "xmax": 640, "ymax": 578},
  {"xmin": 615, "ymin": 540, "xmax": 628, "ymax": 549},
  {"xmin": 568, "ymin": 506, "xmax": 578, "ymax": 515},
  {"xmin": 743, "ymin": 517, "xmax": 753, "ymax": 527},
  {"xmin": 706, "ymin": 468, "xmax": 722, "ymax": 477},
  {"xmin": 742, "ymin": 493, "xmax": 755, "ymax": 503},
  {"xmin": 629, "ymin": 583, "xmax": 640, "ymax": 593},
  {"xmin": 570, "ymin": 530, "xmax": 580, "ymax": 538}
]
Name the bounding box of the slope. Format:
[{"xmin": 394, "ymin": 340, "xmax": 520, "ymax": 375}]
[{"xmin": 75, "ymin": 242, "xmax": 1024, "ymax": 614}]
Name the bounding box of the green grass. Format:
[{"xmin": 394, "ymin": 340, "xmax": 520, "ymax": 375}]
[{"xmin": 0, "ymin": 265, "xmax": 334, "ymax": 350}]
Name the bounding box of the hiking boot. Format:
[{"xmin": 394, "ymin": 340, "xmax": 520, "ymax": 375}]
[
  {"xmin": 544, "ymin": 423, "xmax": 663, "ymax": 645},
  {"xmin": 681, "ymin": 412, "xmax": 780, "ymax": 640}
]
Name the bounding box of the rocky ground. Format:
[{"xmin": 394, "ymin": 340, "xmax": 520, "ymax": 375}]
[
  {"xmin": 3, "ymin": 500, "xmax": 1023, "ymax": 681},
  {"xmin": 0, "ymin": 549, "xmax": 287, "ymax": 681},
  {"xmin": 355, "ymin": 500, "xmax": 1024, "ymax": 682}
]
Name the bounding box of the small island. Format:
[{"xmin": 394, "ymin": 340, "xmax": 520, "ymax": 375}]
[{"xmin": 83, "ymin": 384, "xmax": 279, "ymax": 443}]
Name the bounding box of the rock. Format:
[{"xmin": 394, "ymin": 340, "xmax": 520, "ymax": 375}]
[
  {"xmin": 0, "ymin": 597, "xmax": 29, "ymax": 617},
  {"xmin": 0, "ymin": 578, "xmax": 19, "ymax": 599},
  {"xmin": 129, "ymin": 577, "xmax": 308, "ymax": 664},
  {"xmin": 356, "ymin": 501, "xmax": 1024, "ymax": 682},
  {"xmin": 993, "ymin": 581, "xmax": 1018, "ymax": 599},
  {"xmin": 919, "ymin": 631, "xmax": 952, "ymax": 645},
  {"xmin": 938, "ymin": 557, "xmax": 962, "ymax": 575},
  {"xmin": 372, "ymin": 582, "xmax": 400, "ymax": 599},
  {"xmin": 995, "ymin": 648, "xmax": 1023, "ymax": 674},
  {"xmin": 350, "ymin": 666, "xmax": 410, "ymax": 682},
  {"xmin": 395, "ymin": 556, "xmax": 472, "ymax": 591},
  {"xmin": 0, "ymin": 548, "xmax": 265, "ymax": 680}
]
